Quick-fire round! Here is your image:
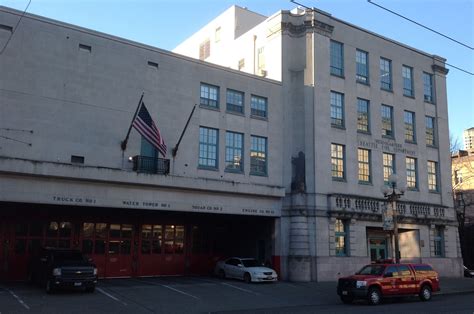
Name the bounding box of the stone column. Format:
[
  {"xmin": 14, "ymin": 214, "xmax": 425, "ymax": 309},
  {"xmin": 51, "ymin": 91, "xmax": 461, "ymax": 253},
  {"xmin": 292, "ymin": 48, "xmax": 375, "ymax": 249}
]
[{"xmin": 288, "ymin": 193, "xmax": 311, "ymax": 282}]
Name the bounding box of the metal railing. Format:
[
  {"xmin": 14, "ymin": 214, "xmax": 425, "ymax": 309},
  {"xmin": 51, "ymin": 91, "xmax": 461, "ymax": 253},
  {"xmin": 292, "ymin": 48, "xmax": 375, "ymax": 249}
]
[{"xmin": 132, "ymin": 155, "xmax": 170, "ymax": 175}]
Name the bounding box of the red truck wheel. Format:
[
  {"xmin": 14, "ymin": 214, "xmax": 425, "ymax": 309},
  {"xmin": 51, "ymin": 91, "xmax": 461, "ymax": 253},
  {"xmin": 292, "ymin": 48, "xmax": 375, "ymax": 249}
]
[
  {"xmin": 419, "ymin": 285, "xmax": 432, "ymax": 301},
  {"xmin": 367, "ymin": 287, "xmax": 382, "ymax": 305}
]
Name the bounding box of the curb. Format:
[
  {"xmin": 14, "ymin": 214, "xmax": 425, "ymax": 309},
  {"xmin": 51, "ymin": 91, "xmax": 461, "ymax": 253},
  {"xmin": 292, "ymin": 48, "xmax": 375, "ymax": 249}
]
[{"xmin": 435, "ymin": 289, "xmax": 474, "ymax": 296}]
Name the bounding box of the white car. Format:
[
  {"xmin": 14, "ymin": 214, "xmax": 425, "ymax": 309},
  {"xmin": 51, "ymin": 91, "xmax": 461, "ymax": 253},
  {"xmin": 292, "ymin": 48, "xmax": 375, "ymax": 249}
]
[{"xmin": 215, "ymin": 257, "xmax": 278, "ymax": 283}]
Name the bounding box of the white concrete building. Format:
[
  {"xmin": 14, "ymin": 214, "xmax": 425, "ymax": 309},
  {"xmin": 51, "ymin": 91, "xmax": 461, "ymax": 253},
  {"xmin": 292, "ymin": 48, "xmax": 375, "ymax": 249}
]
[
  {"xmin": 0, "ymin": 4, "xmax": 463, "ymax": 282},
  {"xmin": 464, "ymin": 127, "xmax": 474, "ymax": 152},
  {"xmin": 175, "ymin": 6, "xmax": 462, "ymax": 280}
]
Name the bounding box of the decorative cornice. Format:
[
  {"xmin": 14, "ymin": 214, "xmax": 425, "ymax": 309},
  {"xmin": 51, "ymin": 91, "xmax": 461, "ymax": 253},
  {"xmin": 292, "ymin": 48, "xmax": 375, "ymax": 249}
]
[
  {"xmin": 432, "ymin": 64, "xmax": 449, "ymax": 75},
  {"xmin": 281, "ymin": 19, "xmax": 334, "ymax": 38}
]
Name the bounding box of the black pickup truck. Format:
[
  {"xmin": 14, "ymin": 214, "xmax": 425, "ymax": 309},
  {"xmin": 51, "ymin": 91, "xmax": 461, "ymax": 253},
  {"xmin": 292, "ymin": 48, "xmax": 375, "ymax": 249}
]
[{"xmin": 29, "ymin": 247, "xmax": 98, "ymax": 293}]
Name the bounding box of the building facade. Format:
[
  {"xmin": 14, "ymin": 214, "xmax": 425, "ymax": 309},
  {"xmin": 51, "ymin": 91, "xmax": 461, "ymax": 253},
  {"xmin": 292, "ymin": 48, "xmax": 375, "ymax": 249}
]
[
  {"xmin": 0, "ymin": 5, "xmax": 463, "ymax": 282},
  {"xmin": 175, "ymin": 6, "xmax": 462, "ymax": 280},
  {"xmin": 464, "ymin": 127, "xmax": 474, "ymax": 152}
]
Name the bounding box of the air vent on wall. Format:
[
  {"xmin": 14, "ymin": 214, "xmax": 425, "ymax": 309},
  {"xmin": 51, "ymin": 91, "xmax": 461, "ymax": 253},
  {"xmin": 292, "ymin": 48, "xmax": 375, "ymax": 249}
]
[
  {"xmin": 147, "ymin": 61, "xmax": 159, "ymax": 69},
  {"xmin": 71, "ymin": 155, "xmax": 85, "ymax": 164},
  {"xmin": 0, "ymin": 24, "xmax": 13, "ymax": 32},
  {"xmin": 79, "ymin": 43, "xmax": 92, "ymax": 52}
]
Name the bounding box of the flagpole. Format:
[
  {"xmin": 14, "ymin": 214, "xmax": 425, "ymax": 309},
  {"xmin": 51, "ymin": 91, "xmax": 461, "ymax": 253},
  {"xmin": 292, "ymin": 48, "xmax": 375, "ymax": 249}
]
[
  {"xmin": 121, "ymin": 92, "xmax": 144, "ymax": 151},
  {"xmin": 172, "ymin": 104, "xmax": 196, "ymax": 158}
]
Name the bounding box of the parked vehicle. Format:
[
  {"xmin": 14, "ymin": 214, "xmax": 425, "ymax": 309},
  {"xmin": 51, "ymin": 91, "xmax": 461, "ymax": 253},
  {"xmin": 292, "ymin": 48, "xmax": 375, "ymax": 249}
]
[
  {"xmin": 337, "ymin": 263, "xmax": 440, "ymax": 305},
  {"xmin": 464, "ymin": 265, "xmax": 474, "ymax": 278},
  {"xmin": 215, "ymin": 257, "xmax": 278, "ymax": 283},
  {"xmin": 29, "ymin": 247, "xmax": 98, "ymax": 293}
]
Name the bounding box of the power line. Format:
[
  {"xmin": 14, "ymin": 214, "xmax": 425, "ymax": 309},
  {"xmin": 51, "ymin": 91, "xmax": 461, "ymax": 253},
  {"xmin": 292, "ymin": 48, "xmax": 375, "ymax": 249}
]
[
  {"xmin": 0, "ymin": 0, "xmax": 32, "ymax": 55},
  {"xmin": 367, "ymin": 0, "xmax": 473, "ymax": 51},
  {"xmin": 445, "ymin": 63, "xmax": 474, "ymax": 76}
]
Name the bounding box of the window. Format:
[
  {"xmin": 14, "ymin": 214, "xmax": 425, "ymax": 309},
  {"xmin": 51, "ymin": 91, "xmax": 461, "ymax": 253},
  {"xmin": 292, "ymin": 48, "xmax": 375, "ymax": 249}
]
[
  {"xmin": 330, "ymin": 91, "xmax": 344, "ymax": 128},
  {"xmin": 257, "ymin": 47, "xmax": 265, "ymax": 72},
  {"xmin": 402, "ymin": 65, "xmax": 414, "ymax": 97},
  {"xmin": 226, "ymin": 89, "xmax": 244, "ymax": 113},
  {"xmin": 200, "ymin": 83, "xmax": 219, "ymax": 108},
  {"xmin": 358, "ymin": 148, "xmax": 371, "ymax": 183},
  {"xmin": 427, "ymin": 161, "xmax": 438, "ymax": 192},
  {"xmin": 381, "ymin": 105, "xmax": 394, "ymax": 137},
  {"xmin": 215, "ymin": 27, "xmax": 221, "ymax": 42},
  {"xmin": 423, "ymin": 72, "xmax": 434, "ymax": 102},
  {"xmin": 406, "ymin": 157, "xmax": 418, "ymax": 190},
  {"xmin": 250, "ymin": 136, "xmax": 267, "ymax": 175},
  {"xmin": 199, "ymin": 38, "xmax": 210, "ymax": 60},
  {"xmin": 335, "ymin": 219, "xmax": 348, "ymax": 256},
  {"xmin": 330, "ymin": 40, "xmax": 344, "ymax": 77},
  {"xmin": 404, "ymin": 111, "xmax": 416, "ymax": 142},
  {"xmin": 225, "ymin": 131, "xmax": 243, "ymax": 172},
  {"xmin": 383, "ymin": 153, "xmax": 395, "ymax": 185},
  {"xmin": 331, "ymin": 144, "xmax": 345, "ymax": 180},
  {"xmin": 380, "ymin": 58, "xmax": 392, "ymax": 90},
  {"xmin": 454, "ymin": 170, "xmax": 463, "ymax": 185},
  {"xmin": 433, "ymin": 226, "xmax": 444, "ymax": 257},
  {"xmin": 356, "ymin": 49, "xmax": 369, "ymax": 84},
  {"xmin": 250, "ymin": 95, "xmax": 267, "ymax": 118},
  {"xmin": 238, "ymin": 58, "xmax": 245, "ymax": 71},
  {"xmin": 199, "ymin": 127, "xmax": 218, "ymax": 169},
  {"xmin": 357, "ymin": 98, "xmax": 370, "ymax": 133},
  {"xmin": 425, "ymin": 116, "xmax": 436, "ymax": 146},
  {"xmin": 164, "ymin": 225, "xmax": 184, "ymax": 254}
]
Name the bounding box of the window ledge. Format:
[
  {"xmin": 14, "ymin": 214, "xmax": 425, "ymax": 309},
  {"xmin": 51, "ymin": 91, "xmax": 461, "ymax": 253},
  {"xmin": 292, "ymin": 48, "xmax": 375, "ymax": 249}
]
[
  {"xmin": 405, "ymin": 140, "xmax": 417, "ymax": 145},
  {"xmin": 356, "ymin": 80, "xmax": 370, "ymax": 86},
  {"xmin": 199, "ymin": 104, "xmax": 220, "ymax": 112},
  {"xmin": 357, "ymin": 130, "xmax": 371, "ymax": 135},
  {"xmin": 330, "ymin": 73, "xmax": 345, "ymax": 79},
  {"xmin": 358, "ymin": 181, "xmax": 373, "ymax": 186},
  {"xmin": 427, "ymin": 144, "xmax": 438, "ymax": 149},
  {"xmin": 224, "ymin": 169, "xmax": 244, "ymax": 174},
  {"xmin": 407, "ymin": 188, "xmax": 419, "ymax": 192},
  {"xmin": 429, "ymin": 190, "xmax": 440, "ymax": 194},
  {"xmin": 250, "ymin": 171, "xmax": 268, "ymax": 177},
  {"xmin": 331, "ymin": 124, "xmax": 346, "ymax": 130},
  {"xmin": 226, "ymin": 110, "xmax": 245, "ymax": 117},
  {"xmin": 424, "ymin": 100, "xmax": 436, "ymax": 105},
  {"xmin": 382, "ymin": 135, "xmax": 395, "ymax": 140},
  {"xmin": 332, "ymin": 178, "xmax": 346, "ymax": 182},
  {"xmin": 198, "ymin": 166, "xmax": 219, "ymax": 171},
  {"xmin": 381, "ymin": 87, "xmax": 393, "ymax": 93},
  {"xmin": 250, "ymin": 115, "xmax": 268, "ymax": 121},
  {"xmin": 403, "ymin": 94, "xmax": 415, "ymax": 99}
]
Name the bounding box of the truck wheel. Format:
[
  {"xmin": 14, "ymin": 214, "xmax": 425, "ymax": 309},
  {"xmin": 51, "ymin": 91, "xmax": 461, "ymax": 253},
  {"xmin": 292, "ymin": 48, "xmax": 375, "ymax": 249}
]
[
  {"xmin": 419, "ymin": 284, "xmax": 432, "ymax": 301},
  {"xmin": 85, "ymin": 285, "xmax": 95, "ymax": 293},
  {"xmin": 45, "ymin": 280, "xmax": 55, "ymax": 294},
  {"xmin": 367, "ymin": 287, "xmax": 382, "ymax": 305},
  {"xmin": 340, "ymin": 296, "xmax": 354, "ymax": 304}
]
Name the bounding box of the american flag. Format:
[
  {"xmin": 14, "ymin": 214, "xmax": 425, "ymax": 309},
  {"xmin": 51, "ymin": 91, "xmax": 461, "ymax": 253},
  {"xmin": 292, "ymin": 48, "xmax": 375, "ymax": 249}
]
[{"xmin": 132, "ymin": 101, "xmax": 167, "ymax": 156}]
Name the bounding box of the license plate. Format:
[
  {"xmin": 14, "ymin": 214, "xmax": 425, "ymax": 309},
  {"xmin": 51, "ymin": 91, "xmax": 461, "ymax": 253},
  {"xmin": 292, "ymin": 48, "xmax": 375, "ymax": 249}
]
[
  {"xmin": 74, "ymin": 282, "xmax": 82, "ymax": 287},
  {"xmin": 342, "ymin": 291, "xmax": 348, "ymax": 295},
  {"xmin": 267, "ymin": 276, "xmax": 273, "ymax": 279}
]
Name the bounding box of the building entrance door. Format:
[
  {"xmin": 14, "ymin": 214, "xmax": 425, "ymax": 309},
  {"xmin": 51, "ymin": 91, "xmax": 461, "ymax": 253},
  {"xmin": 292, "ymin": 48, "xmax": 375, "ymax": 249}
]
[{"xmin": 369, "ymin": 238, "xmax": 387, "ymax": 262}]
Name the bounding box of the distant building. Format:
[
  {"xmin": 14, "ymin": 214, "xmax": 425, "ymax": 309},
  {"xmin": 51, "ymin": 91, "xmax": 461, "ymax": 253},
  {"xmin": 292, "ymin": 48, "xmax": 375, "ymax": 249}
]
[
  {"xmin": 0, "ymin": 4, "xmax": 463, "ymax": 282},
  {"xmin": 464, "ymin": 127, "xmax": 474, "ymax": 152}
]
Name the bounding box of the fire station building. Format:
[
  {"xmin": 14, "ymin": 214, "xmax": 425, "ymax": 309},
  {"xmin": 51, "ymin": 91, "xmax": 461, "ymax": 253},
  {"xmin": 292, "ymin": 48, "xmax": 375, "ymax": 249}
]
[{"xmin": 0, "ymin": 5, "xmax": 463, "ymax": 282}]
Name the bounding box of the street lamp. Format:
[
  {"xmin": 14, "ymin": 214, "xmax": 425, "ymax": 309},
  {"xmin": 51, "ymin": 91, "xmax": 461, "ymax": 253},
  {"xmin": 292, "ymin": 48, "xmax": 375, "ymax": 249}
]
[{"xmin": 381, "ymin": 174, "xmax": 405, "ymax": 263}]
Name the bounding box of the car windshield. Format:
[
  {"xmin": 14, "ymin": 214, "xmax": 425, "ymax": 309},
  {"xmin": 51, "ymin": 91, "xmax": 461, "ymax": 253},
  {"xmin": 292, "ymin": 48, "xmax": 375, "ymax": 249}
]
[
  {"xmin": 356, "ymin": 265, "xmax": 386, "ymax": 275},
  {"xmin": 241, "ymin": 259, "xmax": 260, "ymax": 267},
  {"xmin": 52, "ymin": 251, "xmax": 85, "ymax": 262}
]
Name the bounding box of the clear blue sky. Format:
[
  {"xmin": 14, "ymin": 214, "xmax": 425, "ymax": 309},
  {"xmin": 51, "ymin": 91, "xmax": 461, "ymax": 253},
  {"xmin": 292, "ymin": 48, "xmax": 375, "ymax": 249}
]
[{"xmin": 3, "ymin": 0, "xmax": 473, "ymax": 146}]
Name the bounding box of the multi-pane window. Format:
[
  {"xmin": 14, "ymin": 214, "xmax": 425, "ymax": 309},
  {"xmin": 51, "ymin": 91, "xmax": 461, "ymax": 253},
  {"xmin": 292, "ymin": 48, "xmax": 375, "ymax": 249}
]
[
  {"xmin": 427, "ymin": 161, "xmax": 438, "ymax": 192},
  {"xmin": 380, "ymin": 57, "xmax": 392, "ymax": 90},
  {"xmin": 356, "ymin": 49, "xmax": 369, "ymax": 84},
  {"xmin": 358, "ymin": 148, "xmax": 371, "ymax": 183},
  {"xmin": 331, "ymin": 143, "xmax": 345, "ymax": 180},
  {"xmin": 330, "ymin": 91, "xmax": 344, "ymax": 127},
  {"xmin": 199, "ymin": 127, "xmax": 218, "ymax": 168},
  {"xmin": 225, "ymin": 131, "xmax": 243, "ymax": 172},
  {"xmin": 335, "ymin": 219, "xmax": 348, "ymax": 256},
  {"xmin": 357, "ymin": 98, "xmax": 370, "ymax": 132},
  {"xmin": 402, "ymin": 65, "xmax": 414, "ymax": 97},
  {"xmin": 381, "ymin": 105, "xmax": 394, "ymax": 137},
  {"xmin": 330, "ymin": 40, "xmax": 344, "ymax": 76},
  {"xmin": 383, "ymin": 153, "xmax": 395, "ymax": 185},
  {"xmin": 226, "ymin": 89, "xmax": 244, "ymax": 113},
  {"xmin": 200, "ymin": 83, "xmax": 219, "ymax": 108},
  {"xmin": 425, "ymin": 116, "xmax": 436, "ymax": 146},
  {"xmin": 199, "ymin": 38, "xmax": 210, "ymax": 60},
  {"xmin": 250, "ymin": 95, "xmax": 267, "ymax": 118},
  {"xmin": 250, "ymin": 135, "xmax": 267, "ymax": 175},
  {"xmin": 404, "ymin": 111, "xmax": 416, "ymax": 142},
  {"xmin": 406, "ymin": 157, "xmax": 418, "ymax": 190},
  {"xmin": 423, "ymin": 72, "xmax": 434, "ymax": 102},
  {"xmin": 433, "ymin": 226, "xmax": 444, "ymax": 257},
  {"xmin": 257, "ymin": 47, "xmax": 265, "ymax": 72}
]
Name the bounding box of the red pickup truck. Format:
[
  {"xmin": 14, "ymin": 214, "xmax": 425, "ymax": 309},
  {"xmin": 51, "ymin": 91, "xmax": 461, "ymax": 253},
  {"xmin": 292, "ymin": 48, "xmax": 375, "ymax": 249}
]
[{"xmin": 337, "ymin": 263, "xmax": 440, "ymax": 305}]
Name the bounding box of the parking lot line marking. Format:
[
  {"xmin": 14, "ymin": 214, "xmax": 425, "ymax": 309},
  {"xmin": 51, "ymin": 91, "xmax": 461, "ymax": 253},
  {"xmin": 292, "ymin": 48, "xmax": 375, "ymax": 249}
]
[
  {"xmin": 220, "ymin": 283, "xmax": 260, "ymax": 295},
  {"xmin": 97, "ymin": 287, "xmax": 128, "ymax": 306},
  {"xmin": 6, "ymin": 289, "xmax": 30, "ymax": 310},
  {"xmin": 160, "ymin": 284, "xmax": 200, "ymax": 300}
]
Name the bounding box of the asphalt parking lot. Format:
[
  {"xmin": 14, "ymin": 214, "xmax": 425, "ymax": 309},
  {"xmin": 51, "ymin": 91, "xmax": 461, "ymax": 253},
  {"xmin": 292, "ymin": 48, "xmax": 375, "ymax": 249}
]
[{"xmin": 0, "ymin": 276, "xmax": 340, "ymax": 314}]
